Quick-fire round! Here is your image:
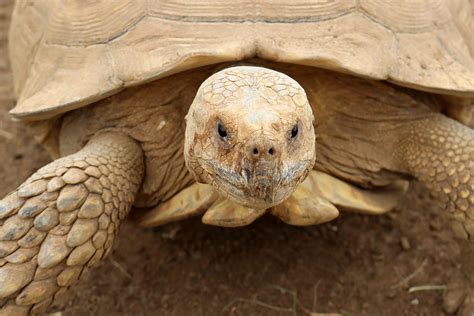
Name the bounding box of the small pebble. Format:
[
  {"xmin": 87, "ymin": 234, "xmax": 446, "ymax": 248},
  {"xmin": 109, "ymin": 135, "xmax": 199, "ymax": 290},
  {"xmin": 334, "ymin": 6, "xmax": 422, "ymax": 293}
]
[
  {"xmin": 401, "ymin": 237, "xmax": 411, "ymax": 250},
  {"xmin": 411, "ymin": 298, "xmax": 419, "ymax": 306}
]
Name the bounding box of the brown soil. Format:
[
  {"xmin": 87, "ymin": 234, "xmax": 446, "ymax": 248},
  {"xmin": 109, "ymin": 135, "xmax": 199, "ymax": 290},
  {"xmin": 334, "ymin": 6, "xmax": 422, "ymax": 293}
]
[{"xmin": 0, "ymin": 2, "xmax": 460, "ymax": 315}]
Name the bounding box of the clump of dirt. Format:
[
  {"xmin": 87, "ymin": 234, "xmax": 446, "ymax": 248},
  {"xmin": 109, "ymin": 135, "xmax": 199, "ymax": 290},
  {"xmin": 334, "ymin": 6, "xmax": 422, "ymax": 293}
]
[{"xmin": 0, "ymin": 2, "xmax": 460, "ymax": 315}]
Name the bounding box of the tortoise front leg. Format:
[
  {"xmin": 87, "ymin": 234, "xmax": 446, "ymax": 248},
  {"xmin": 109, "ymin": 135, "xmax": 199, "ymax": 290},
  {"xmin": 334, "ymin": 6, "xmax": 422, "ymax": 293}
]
[
  {"xmin": 398, "ymin": 114, "xmax": 474, "ymax": 314},
  {"xmin": 0, "ymin": 132, "xmax": 143, "ymax": 315}
]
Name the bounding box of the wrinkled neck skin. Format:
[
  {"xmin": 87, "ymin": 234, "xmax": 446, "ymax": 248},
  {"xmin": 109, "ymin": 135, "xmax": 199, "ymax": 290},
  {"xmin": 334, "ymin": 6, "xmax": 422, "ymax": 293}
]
[{"xmin": 184, "ymin": 66, "xmax": 316, "ymax": 210}]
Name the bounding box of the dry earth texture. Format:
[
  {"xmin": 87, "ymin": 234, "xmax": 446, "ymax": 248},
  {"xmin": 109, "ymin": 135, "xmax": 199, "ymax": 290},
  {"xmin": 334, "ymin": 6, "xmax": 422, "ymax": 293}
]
[{"xmin": 0, "ymin": 2, "xmax": 462, "ymax": 315}]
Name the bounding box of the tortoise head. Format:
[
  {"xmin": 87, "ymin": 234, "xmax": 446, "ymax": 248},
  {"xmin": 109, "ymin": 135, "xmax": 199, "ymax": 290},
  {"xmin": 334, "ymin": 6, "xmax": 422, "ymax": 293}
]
[{"xmin": 184, "ymin": 66, "xmax": 316, "ymax": 210}]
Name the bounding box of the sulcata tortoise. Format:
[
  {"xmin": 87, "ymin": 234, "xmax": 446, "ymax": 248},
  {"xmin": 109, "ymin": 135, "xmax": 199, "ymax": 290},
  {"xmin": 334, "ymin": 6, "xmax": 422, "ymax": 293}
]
[{"xmin": 1, "ymin": 0, "xmax": 474, "ymax": 314}]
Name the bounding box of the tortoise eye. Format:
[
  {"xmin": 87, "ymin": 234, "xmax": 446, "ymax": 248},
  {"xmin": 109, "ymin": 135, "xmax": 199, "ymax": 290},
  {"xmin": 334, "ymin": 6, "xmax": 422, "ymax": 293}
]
[
  {"xmin": 217, "ymin": 123, "xmax": 227, "ymax": 139},
  {"xmin": 291, "ymin": 124, "xmax": 298, "ymax": 138}
]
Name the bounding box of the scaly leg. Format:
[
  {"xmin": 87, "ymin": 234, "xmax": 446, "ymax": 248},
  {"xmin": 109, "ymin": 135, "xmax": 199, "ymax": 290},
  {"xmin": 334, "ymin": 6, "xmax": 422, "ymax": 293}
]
[
  {"xmin": 0, "ymin": 132, "xmax": 143, "ymax": 315},
  {"xmin": 397, "ymin": 115, "xmax": 474, "ymax": 314}
]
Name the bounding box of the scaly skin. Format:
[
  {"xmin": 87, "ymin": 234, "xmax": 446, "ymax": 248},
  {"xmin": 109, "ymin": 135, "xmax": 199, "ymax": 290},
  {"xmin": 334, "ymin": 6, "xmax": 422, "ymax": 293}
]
[
  {"xmin": 0, "ymin": 132, "xmax": 143, "ymax": 315},
  {"xmin": 398, "ymin": 115, "xmax": 474, "ymax": 314},
  {"xmin": 185, "ymin": 66, "xmax": 316, "ymax": 209}
]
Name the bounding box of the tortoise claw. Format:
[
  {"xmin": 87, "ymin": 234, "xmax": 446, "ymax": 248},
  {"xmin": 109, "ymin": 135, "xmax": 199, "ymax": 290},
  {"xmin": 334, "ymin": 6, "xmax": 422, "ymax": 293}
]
[
  {"xmin": 138, "ymin": 183, "xmax": 218, "ymax": 227},
  {"xmin": 307, "ymin": 170, "xmax": 408, "ymax": 215},
  {"xmin": 271, "ymin": 194, "xmax": 339, "ymax": 226},
  {"xmin": 138, "ymin": 183, "xmax": 266, "ymax": 228},
  {"xmin": 202, "ymin": 198, "xmax": 265, "ymax": 227},
  {"xmin": 140, "ymin": 169, "xmax": 407, "ymax": 228},
  {"xmin": 270, "ymin": 170, "xmax": 340, "ymax": 225}
]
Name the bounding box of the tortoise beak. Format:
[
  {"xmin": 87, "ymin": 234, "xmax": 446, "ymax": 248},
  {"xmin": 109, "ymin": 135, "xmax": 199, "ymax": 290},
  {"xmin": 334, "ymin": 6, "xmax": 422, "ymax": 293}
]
[
  {"xmin": 239, "ymin": 133, "xmax": 283, "ymax": 203},
  {"xmin": 241, "ymin": 161, "xmax": 281, "ymax": 204}
]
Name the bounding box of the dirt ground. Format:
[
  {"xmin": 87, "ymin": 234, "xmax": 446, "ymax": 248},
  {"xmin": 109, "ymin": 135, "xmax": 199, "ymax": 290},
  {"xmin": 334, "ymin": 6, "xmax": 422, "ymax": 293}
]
[{"xmin": 0, "ymin": 2, "xmax": 463, "ymax": 315}]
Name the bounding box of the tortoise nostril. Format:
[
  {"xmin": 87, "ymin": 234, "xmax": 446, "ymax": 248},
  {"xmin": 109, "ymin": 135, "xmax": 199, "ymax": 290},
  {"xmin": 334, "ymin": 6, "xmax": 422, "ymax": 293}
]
[{"xmin": 248, "ymin": 143, "xmax": 278, "ymax": 159}]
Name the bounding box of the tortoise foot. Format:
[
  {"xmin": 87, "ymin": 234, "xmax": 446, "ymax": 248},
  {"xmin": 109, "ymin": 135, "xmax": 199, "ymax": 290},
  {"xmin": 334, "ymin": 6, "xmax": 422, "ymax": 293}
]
[{"xmin": 0, "ymin": 133, "xmax": 143, "ymax": 314}]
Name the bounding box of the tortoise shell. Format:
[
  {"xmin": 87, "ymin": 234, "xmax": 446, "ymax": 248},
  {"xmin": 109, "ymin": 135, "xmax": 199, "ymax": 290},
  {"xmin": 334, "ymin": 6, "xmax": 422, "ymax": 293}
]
[{"xmin": 8, "ymin": 0, "xmax": 474, "ymax": 120}]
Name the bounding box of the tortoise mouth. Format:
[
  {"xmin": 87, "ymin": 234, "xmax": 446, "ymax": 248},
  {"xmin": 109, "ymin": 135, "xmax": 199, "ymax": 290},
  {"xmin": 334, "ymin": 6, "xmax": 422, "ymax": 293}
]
[{"xmin": 200, "ymin": 159, "xmax": 312, "ymax": 209}]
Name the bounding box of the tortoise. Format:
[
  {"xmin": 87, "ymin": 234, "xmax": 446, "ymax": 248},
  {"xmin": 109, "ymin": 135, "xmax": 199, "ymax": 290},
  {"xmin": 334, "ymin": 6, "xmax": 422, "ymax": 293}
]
[{"xmin": 1, "ymin": 0, "xmax": 474, "ymax": 314}]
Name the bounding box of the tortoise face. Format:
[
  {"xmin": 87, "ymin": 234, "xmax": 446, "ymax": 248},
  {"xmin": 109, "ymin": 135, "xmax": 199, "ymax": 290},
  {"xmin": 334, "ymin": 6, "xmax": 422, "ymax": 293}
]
[{"xmin": 184, "ymin": 66, "xmax": 316, "ymax": 209}]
